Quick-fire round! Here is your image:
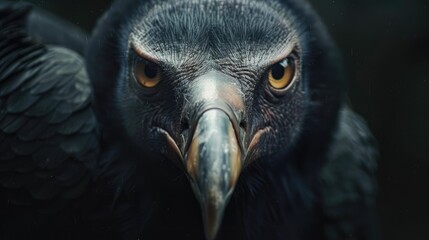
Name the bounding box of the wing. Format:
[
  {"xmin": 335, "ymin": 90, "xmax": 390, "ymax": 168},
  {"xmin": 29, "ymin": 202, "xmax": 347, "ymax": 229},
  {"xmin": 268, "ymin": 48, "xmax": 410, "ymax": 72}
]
[
  {"xmin": 321, "ymin": 107, "xmax": 379, "ymax": 240},
  {"xmin": 0, "ymin": 2, "xmax": 99, "ymax": 213}
]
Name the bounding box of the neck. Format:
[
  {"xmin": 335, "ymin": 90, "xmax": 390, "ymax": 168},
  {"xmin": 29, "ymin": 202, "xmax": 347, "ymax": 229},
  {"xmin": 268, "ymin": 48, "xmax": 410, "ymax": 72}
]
[
  {"xmin": 218, "ymin": 157, "xmax": 323, "ymax": 240},
  {"xmin": 92, "ymin": 128, "xmax": 326, "ymax": 240}
]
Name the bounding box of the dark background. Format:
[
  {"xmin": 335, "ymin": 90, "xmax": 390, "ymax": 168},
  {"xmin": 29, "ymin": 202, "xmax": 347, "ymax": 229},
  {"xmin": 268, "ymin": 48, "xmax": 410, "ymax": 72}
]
[{"xmin": 10, "ymin": 0, "xmax": 429, "ymax": 239}]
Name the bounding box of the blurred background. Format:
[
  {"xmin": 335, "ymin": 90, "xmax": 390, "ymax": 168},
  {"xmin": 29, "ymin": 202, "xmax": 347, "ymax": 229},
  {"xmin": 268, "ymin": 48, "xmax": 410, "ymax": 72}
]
[{"xmin": 9, "ymin": 0, "xmax": 429, "ymax": 239}]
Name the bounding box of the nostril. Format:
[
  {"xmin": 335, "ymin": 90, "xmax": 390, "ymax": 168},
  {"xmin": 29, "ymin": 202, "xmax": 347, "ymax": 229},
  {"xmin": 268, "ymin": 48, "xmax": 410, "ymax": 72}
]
[
  {"xmin": 181, "ymin": 118, "xmax": 190, "ymax": 132},
  {"xmin": 239, "ymin": 120, "xmax": 247, "ymax": 132}
]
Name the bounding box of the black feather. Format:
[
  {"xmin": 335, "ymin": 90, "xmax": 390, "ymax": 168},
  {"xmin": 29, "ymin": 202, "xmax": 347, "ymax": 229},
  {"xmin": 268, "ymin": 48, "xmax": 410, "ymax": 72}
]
[
  {"xmin": 10, "ymin": 139, "xmax": 41, "ymax": 155},
  {"xmin": 57, "ymin": 109, "xmax": 92, "ymax": 135},
  {"xmin": 17, "ymin": 118, "xmax": 49, "ymax": 141},
  {"xmin": 2, "ymin": 115, "xmax": 28, "ymax": 133},
  {"xmin": 0, "ymin": 1, "xmax": 99, "ymax": 225},
  {"xmin": 24, "ymin": 97, "xmax": 60, "ymax": 117},
  {"xmin": 7, "ymin": 90, "xmax": 40, "ymax": 113}
]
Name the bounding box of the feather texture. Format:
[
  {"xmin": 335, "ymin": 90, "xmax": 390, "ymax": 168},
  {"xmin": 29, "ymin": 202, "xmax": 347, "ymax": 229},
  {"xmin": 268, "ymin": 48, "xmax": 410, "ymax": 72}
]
[
  {"xmin": 321, "ymin": 107, "xmax": 379, "ymax": 240},
  {"xmin": 0, "ymin": 3, "xmax": 98, "ymax": 212}
]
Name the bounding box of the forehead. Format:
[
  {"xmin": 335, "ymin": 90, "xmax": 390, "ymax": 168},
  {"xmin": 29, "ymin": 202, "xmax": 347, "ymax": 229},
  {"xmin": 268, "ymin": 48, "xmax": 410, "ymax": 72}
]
[{"xmin": 130, "ymin": 0, "xmax": 299, "ymax": 66}]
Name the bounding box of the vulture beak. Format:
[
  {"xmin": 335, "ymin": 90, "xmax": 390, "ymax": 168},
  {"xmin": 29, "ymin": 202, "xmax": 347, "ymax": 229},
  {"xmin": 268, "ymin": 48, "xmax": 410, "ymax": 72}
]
[{"xmin": 182, "ymin": 71, "xmax": 246, "ymax": 240}]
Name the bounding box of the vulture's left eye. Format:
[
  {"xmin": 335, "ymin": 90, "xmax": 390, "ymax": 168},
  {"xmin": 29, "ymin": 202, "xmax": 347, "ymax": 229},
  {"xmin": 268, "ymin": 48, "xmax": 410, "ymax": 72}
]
[
  {"xmin": 134, "ymin": 59, "xmax": 161, "ymax": 88},
  {"xmin": 268, "ymin": 57, "xmax": 296, "ymax": 90}
]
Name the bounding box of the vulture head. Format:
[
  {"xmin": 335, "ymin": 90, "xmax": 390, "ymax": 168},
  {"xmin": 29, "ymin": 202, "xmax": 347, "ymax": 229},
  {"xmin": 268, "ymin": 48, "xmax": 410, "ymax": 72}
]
[{"xmin": 87, "ymin": 0, "xmax": 342, "ymax": 239}]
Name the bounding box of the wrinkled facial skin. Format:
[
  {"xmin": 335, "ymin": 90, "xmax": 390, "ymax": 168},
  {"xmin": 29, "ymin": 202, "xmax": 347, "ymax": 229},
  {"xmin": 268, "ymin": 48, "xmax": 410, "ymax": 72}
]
[
  {"xmin": 110, "ymin": 0, "xmax": 311, "ymax": 238},
  {"xmin": 118, "ymin": 0, "xmax": 308, "ymax": 166}
]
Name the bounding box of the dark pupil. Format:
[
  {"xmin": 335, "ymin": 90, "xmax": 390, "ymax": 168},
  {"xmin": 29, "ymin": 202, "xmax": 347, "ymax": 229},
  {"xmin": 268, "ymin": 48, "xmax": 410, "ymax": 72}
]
[
  {"xmin": 271, "ymin": 63, "xmax": 285, "ymax": 80},
  {"xmin": 144, "ymin": 64, "xmax": 158, "ymax": 78}
]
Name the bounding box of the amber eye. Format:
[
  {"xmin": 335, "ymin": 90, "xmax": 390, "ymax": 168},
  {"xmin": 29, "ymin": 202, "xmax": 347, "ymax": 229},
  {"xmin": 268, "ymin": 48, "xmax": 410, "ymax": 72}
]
[
  {"xmin": 268, "ymin": 57, "xmax": 296, "ymax": 90},
  {"xmin": 134, "ymin": 60, "xmax": 161, "ymax": 88}
]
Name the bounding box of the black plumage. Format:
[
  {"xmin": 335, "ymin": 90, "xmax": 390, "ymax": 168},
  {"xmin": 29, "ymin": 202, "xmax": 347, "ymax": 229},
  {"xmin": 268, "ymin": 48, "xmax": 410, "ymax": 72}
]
[{"xmin": 0, "ymin": 1, "xmax": 378, "ymax": 240}]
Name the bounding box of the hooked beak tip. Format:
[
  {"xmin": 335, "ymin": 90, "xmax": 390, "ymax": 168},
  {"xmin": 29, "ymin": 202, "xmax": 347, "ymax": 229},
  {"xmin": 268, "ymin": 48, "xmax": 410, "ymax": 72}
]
[
  {"xmin": 184, "ymin": 109, "xmax": 243, "ymax": 240},
  {"xmin": 202, "ymin": 199, "xmax": 226, "ymax": 240}
]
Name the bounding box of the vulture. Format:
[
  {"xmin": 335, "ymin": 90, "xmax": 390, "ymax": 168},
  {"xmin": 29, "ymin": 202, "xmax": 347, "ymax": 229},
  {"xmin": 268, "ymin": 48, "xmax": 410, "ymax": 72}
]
[{"xmin": 0, "ymin": 0, "xmax": 378, "ymax": 239}]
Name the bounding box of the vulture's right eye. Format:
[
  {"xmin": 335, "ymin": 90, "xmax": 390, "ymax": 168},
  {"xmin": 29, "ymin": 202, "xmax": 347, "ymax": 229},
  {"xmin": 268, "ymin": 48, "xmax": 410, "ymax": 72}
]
[{"xmin": 134, "ymin": 59, "xmax": 161, "ymax": 88}]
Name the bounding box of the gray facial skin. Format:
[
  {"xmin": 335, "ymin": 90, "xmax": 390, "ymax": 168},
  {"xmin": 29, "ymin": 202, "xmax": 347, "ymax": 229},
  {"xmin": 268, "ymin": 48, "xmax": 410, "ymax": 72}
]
[
  {"xmin": 116, "ymin": 1, "xmax": 307, "ymax": 239},
  {"xmin": 87, "ymin": 0, "xmax": 343, "ymax": 239}
]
